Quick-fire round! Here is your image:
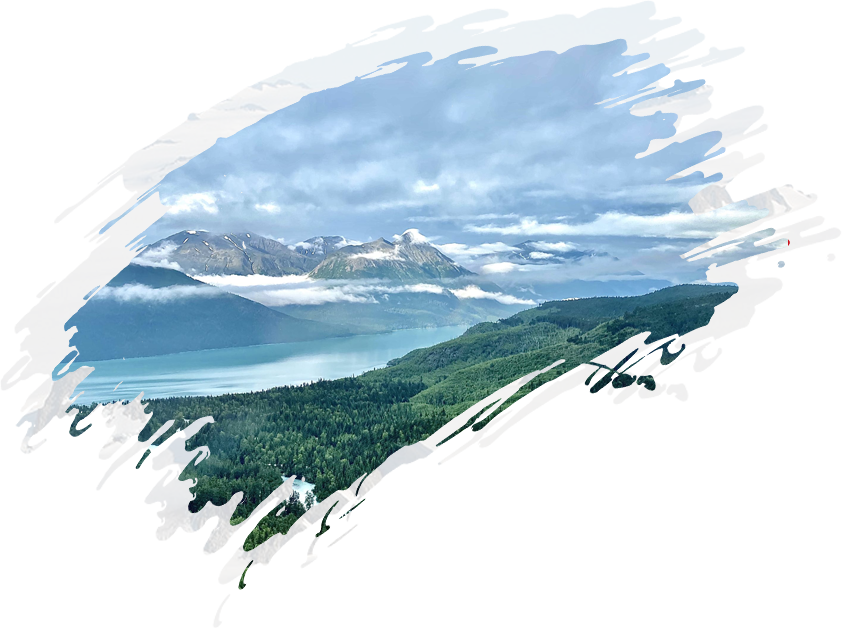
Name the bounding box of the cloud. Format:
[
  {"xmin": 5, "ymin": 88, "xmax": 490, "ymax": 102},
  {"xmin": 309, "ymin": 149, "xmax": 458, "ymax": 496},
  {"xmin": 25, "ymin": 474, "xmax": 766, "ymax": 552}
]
[
  {"xmin": 163, "ymin": 192, "xmax": 219, "ymax": 215},
  {"xmin": 134, "ymin": 242, "xmax": 184, "ymax": 272},
  {"xmin": 640, "ymin": 243, "xmax": 687, "ymax": 253},
  {"xmin": 193, "ymin": 274, "xmax": 312, "ymax": 288},
  {"xmin": 94, "ymin": 283, "xmax": 218, "ymax": 302},
  {"xmin": 393, "ymin": 228, "xmax": 430, "ymax": 244},
  {"xmin": 467, "ymin": 206, "xmax": 768, "ymax": 239},
  {"xmin": 381, "ymin": 283, "xmax": 445, "ymax": 295},
  {"xmin": 528, "ymin": 251, "xmax": 554, "ymax": 259},
  {"xmin": 479, "ymin": 262, "xmax": 520, "ymax": 274},
  {"xmin": 348, "ymin": 250, "xmax": 404, "ymax": 261},
  {"xmin": 530, "ymin": 241, "xmax": 575, "ymax": 252},
  {"xmin": 153, "ymin": 43, "xmax": 715, "ymax": 250},
  {"xmin": 435, "ymin": 241, "xmax": 518, "ymax": 258},
  {"xmin": 451, "ymin": 285, "xmax": 536, "ymax": 305},
  {"xmin": 406, "ymin": 213, "xmax": 520, "ymax": 223},
  {"xmin": 261, "ymin": 287, "xmax": 376, "ymax": 306},
  {"xmin": 413, "ymin": 181, "xmax": 440, "ymax": 193}
]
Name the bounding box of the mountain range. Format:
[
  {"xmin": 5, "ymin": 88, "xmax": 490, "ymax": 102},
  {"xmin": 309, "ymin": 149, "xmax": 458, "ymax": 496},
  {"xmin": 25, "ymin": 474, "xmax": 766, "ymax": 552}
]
[
  {"xmin": 309, "ymin": 230, "xmax": 474, "ymax": 282},
  {"xmin": 139, "ymin": 228, "xmax": 477, "ymax": 284},
  {"xmin": 145, "ymin": 231, "xmax": 318, "ymax": 276},
  {"xmin": 67, "ymin": 228, "xmax": 533, "ymax": 360}
]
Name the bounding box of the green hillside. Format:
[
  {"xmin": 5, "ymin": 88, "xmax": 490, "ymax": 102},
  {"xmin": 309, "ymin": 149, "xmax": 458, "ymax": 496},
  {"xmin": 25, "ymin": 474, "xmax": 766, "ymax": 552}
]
[{"xmin": 71, "ymin": 283, "xmax": 737, "ymax": 548}]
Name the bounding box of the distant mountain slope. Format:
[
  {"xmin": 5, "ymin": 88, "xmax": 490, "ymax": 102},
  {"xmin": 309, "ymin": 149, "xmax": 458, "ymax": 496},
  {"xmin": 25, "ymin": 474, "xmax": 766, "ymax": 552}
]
[
  {"xmin": 65, "ymin": 265, "xmax": 351, "ymax": 361},
  {"xmin": 139, "ymin": 231, "xmax": 318, "ymax": 276},
  {"xmin": 309, "ymin": 230, "xmax": 474, "ymax": 281},
  {"xmin": 506, "ymin": 283, "xmax": 739, "ymax": 328},
  {"xmin": 275, "ymin": 289, "xmax": 522, "ymax": 334}
]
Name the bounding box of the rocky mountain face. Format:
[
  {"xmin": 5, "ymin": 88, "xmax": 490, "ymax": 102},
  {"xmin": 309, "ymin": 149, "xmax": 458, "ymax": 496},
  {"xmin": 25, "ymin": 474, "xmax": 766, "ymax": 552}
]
[
  {"xmin": 139, "ymin": 230, "xmax": 473, "ymax": 282},
  {"xmin": 309, "ymin": 229, "xmax": 474, "ymax": 281},
  {"xmin": 139, "ymin": 231, "xmax": 319, "ymax": 276}
]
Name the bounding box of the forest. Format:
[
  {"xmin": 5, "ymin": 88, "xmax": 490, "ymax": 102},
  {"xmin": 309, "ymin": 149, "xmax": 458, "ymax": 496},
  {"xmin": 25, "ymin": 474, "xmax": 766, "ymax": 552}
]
[{"xmin": 70, "ymin": 283, "xmax": 737, "ymax": 547}]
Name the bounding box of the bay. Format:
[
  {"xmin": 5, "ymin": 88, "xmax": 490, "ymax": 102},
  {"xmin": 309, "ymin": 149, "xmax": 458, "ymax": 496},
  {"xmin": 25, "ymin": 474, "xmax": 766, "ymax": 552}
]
[{"xmin": 69, "ymin": 325, "xmax": 468, "ymax": 404}]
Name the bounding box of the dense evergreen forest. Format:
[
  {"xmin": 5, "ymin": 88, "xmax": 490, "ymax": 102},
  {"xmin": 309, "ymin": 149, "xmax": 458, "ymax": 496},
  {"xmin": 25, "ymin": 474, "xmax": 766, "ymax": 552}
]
[{"xmin": 71, "ymin": 283, "xmax": 737, "ymax": 548}]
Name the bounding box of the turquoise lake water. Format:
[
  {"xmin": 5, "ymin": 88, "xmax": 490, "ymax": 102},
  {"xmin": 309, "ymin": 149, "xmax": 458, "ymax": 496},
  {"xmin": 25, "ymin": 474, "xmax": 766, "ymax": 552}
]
[{"xmin": 69, "ymin": 325, "xmax": 468, "ymax": 404}]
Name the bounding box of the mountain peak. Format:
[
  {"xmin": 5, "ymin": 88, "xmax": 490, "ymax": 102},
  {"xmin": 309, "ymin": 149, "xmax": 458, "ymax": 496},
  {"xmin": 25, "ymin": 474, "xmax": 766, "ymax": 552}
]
[{"xmin": 393, "ymin": 229, "xmax": 429, "ymax": 245}]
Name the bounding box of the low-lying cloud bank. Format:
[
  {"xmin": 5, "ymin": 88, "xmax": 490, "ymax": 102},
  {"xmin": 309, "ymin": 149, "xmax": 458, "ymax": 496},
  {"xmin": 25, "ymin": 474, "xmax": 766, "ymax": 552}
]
[
  {"xmin": 466, "ymin": 206, "xmax": 768, "ymax": 239},
  {"xmin": 94, "ymin": 275, "xmax": 536, "ymax": 307},
  {"xmin": 94, "ymin": 284, "xmax": 218, "ymax": 302}
]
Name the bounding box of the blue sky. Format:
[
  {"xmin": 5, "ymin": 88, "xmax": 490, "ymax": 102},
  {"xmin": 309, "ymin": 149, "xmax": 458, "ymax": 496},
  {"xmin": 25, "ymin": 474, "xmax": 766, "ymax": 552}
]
[
  {"xmin": 123, "ymin": 0, "xmax": 842, "ymax": 298},
  {"xmin": 148, "ymin": 40, "xmax": 768, "ymax": 297}
]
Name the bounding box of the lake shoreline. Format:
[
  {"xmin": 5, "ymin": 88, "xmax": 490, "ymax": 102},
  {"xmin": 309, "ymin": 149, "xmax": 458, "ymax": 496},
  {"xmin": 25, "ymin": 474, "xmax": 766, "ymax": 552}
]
[{"xmin": 68, "ymin": 325, "xmax": 469, "ymax": 405}]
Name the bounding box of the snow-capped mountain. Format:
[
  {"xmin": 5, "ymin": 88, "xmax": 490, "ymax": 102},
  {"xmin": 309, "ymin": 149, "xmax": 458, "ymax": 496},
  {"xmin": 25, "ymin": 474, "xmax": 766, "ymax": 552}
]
[
  {"xmin": 137, "ymin": 231, "xmax": 319, "ymax": 276},
  {"xmin": 309, "ymin": 230, "xmax": 474, "ymax": 281}
]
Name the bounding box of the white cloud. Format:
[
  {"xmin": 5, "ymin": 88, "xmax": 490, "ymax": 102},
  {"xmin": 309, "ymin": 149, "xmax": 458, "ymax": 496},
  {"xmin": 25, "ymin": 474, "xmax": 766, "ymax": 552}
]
[
  {"xmin": 641, "ymin": 243, "xmax": 687, "ymax": 253},
  {"xmin": 393, "ymin": 228, "xmax": 429, "ymax": 244},
  {"xmin": 254, "ymin": 202, "xmax": 281, "ymax": 213},
  {"xmin": 380, "ymin": 283, "xmax": 445, "ymax": 295},
  {"xmin": 163, "ymin": 192, "xmax": 219, "ymax": 215},
  {"xmin": 349, "ymin": 250, "xmax": 403, "ymax": 261},
  {"xmin": 413, "ymin": 180, "xmax": 440, "ymax": 193},
  {"xmin": 95, "ymin": 283, "xmax": 217, "ymax": 302},
  {"xmin": 467, "ymin": 207, "xmax": 768, "ymax": 239},
  {"xmin": 193, "ymin": 274, "xmax": 313, "ymax": 288},
  {"xmin": 451, "ymin": 285, "xmax": 536, "ymax": 305},
  {"xmin": 530, "ymin": 241, "xmax": 575, "ymax": 252},
  {"xmin": 134, "ymin": 242, "xmax": 184, "ymax": 272},
  {"xmin": 261, "ymin": 287, "xmax": 376, "ymax": 306},
  {"xmin": 435, "ymin": 241, "xmax": 518, "ymax": 258},
  {"xmin": 480, "ymin": 262, "xmax": 520, "ymax": 274},
  {"xmin": 528, "ymin": 251, "xmax": 554, "ymax": 259}
]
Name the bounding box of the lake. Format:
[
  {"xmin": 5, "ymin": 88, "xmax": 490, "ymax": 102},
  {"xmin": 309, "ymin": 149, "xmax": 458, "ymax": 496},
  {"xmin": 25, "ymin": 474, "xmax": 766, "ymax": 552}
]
[{"xmin": 69, "ymin": 325, "xmax": 468, "ymax": 404}]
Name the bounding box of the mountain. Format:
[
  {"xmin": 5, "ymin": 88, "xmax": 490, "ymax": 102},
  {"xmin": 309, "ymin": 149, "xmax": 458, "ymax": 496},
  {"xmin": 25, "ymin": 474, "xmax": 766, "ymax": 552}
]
[
  {"xmin": 275, "ymin": 288, "xmax": 523, "ymax": 334},
  {"xmin": 138, "ymin": 230, "xmax": 319, "ymax": 276},
  {"xmin": 309, "ymin": 229, "xmax": 474, "ymax": 281},
  {"xmin": 65, "ymin": 264, "xmax": 352, "ymax": 361},
  {"xmin": 132, "ymin": 228, "xmax": 530, "ymax": 335}
]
